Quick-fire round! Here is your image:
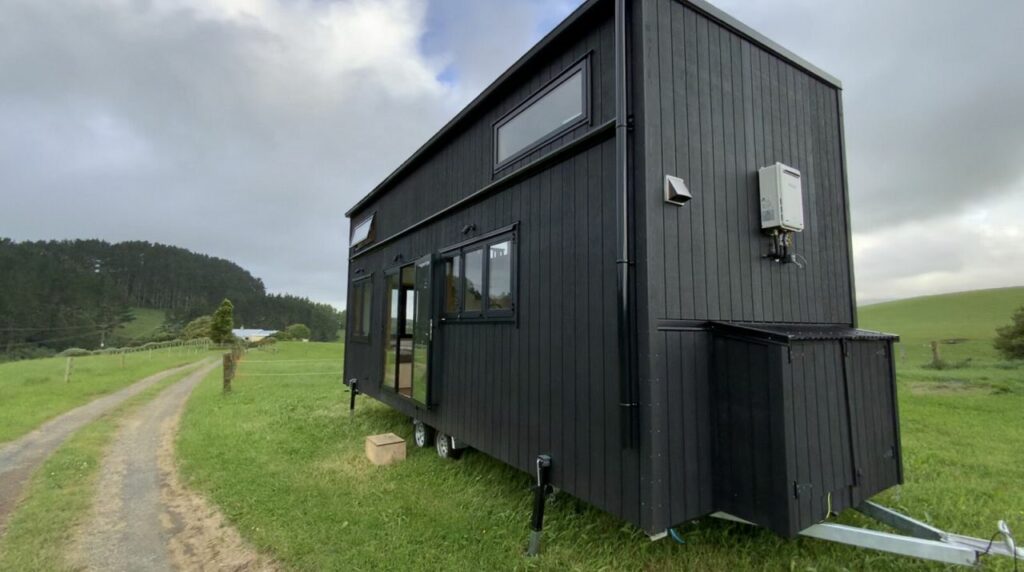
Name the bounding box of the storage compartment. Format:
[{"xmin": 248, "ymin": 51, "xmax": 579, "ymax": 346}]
[{"xmin": 710, "ymin": 323, "xmax": 902, "ymax": 537}]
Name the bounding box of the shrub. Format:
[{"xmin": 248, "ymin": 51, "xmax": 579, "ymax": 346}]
[
  {"xmin": 1, "ymin": 346, "xmax": 58, "ymax": 362},
  {"xmin": 183, "ymin": 315, "xmax": 213, "ymax": 340},
  {"xmin": 994, "ymin": 305, "xmax": 1024, "ymax": 360},
  {"xmin": 285, "ymin": 323, "xmax": 311, "ymax": 341}
]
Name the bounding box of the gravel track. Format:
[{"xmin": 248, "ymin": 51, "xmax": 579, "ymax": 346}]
[
  {"xmin": 0, "ymin": 360, "xmax": 205, "ymax": 535},
  {"xmin": 73, "ymin": 359, "xmax": 277, "ymax": 572}
]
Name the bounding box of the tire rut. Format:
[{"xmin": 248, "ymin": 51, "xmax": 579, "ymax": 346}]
[
  {"xmin": 73, "ymin": 360, "xmax": 278, "ymax": 572},
  {"xmin": 0, "ymin": 360, "xmax": 205, "ymax": 536}
]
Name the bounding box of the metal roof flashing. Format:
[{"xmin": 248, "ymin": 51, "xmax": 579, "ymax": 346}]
[{"xmin": 683, "ymin": 0, "xmax": 843, "ymax": 89}]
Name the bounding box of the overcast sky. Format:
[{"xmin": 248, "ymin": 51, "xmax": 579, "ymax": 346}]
[{"xmin": 2, "ymin": 0, "xmax": 1022, "ymax": 309}]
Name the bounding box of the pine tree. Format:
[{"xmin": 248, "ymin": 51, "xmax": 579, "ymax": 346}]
[
  {"xmin": 994, "ymin": 305, "xmax": 1024, "ymax": 360},
  {"xmin": 210, "ymin": 299, "xmax": 235, "ymax": 344}
]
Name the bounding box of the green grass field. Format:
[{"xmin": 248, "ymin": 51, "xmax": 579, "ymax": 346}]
[
  {"xmin": 0, "ymin": 347, "xmax": 214, "ymax": 444},
  {"xmin": 0, "ymin": 367, "xmax": 196, "ymax": 571},
  {"xmin": 177, "ymin": 287, "xmax": 1024, "ymax": 572},
  {"xmin": 861, "ymin": 286, "xmax": 1024, "ymax": 390},
  {"xmin": 1, "ymin": 290, "xmax": 1016, "ymax": 569},
  {"xmin": 109, "ymin": 307, "xmax": 168, "ymax": 345}
]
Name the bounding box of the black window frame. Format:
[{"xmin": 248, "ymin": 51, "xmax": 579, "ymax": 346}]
[
  {"xmin": 492, "ymin": 55, "xmax": 591, "ymax": 172},
  {"xmin": 441, "ymin": 225, "xmax": 517, "ymax": 323},
  {"xmin": 349, "ymin": 212, "xmax": 376, "ymax": 250},
  {"xmin": 348, "ymin": 274, "xmax": 373, "ymax": 343}
]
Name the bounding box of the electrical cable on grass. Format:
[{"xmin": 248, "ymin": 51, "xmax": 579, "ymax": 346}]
[
  {"xmin": 981, "ymin": 524, "xmax": 1020, "ymax": 572},
  {"xmin": 669, "ymin": 528, "xmax": 685, "ymax": 545}
]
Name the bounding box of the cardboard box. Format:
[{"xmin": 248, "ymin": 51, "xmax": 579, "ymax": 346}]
[{"xmin": 365, "ymin": 433, "xmax": 406, "ymax": 466}]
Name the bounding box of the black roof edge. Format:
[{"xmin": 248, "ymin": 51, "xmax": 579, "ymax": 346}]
[
  {"xmin": 345, "ymin": 0, "xmax": 605, "ymax": 218},
  {"xmin": 683, "ymin": 0, "xmax": 842, "ymax": 89},
  {"xmin": 345, "ymin": 0, "xmax": 842, "ymax": 218}
]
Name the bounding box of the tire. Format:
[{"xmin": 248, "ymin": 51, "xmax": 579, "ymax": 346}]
[
  {"xmin": 413, "ymin": 420, "xmax": 435, "ymax": 448},
  {"xmin": 435, "ymin": 433, "xmax": 463, "ymax": 460}
]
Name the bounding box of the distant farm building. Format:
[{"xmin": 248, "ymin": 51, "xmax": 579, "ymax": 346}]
[{"xmin": 232, "ymin": 328, "xmax": 278, "ymax": 342}]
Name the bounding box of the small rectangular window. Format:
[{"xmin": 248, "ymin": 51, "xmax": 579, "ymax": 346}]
[
  {"xmin": 487, "ymin": 241, "xmax": 513, "ymax": 311},
  {"xmin": 349, "ymin": 277, "xmax": 373, "ymax": 340},
  {"xmin": 463, "ymin": 248, "xmax": 484, "ymax": 313},
  {"xmin": 350, "ymin": 215, "xmax": 375, "ymax": 248},
  {"xmin": 495, "ymin": 59, "xmax": 589, "ymax": 167}
]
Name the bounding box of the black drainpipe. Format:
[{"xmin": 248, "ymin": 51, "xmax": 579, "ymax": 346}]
[{"xmin": 614, "ymin": 0, "xmax": 638, "ymax": 448}]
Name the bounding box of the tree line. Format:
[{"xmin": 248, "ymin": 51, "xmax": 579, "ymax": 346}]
[{"xmin": 0, "ymin": 238, "xmax": 342, "ymax": 357}]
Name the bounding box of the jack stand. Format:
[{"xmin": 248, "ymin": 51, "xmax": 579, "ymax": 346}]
[
  {"xmin": 526, "ymin": 454, "xmax": 553, "ymax": 557},
  {"xmin": 348, "ymin": 379, "xmax": 359, "ymax": 416}
]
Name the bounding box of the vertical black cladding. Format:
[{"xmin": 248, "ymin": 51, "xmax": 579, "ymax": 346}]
[
  {"xmin": 641, "ymin": 0, "xmax": 854, "ymax": 326},
  {"xmin": 344, "ymin": 0, "xmax": 900, "ymax": 542},
  {"xmin": 709, "ymin": 328, "xmax": 901, "ymax": 537}
]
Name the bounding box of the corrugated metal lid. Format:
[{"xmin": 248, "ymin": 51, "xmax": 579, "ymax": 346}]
[{"xmin": 710, "ymin": 322, "xmax": 899, "ymax": 344}]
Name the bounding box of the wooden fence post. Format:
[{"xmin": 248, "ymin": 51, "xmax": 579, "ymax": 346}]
[
  {"xmin": 120, "ymin": 352, "xmax": 126, "ymax": 368},
  {"xmin": 64, "ymin": 357, "xmax": 74, "ymax": 383},
  {"xmin": 930, "ymin": 341, "xmax": 942, "ymax": 367},
  {"xmin": 223, "ymin": 353, "xmax": 234, "ymax": 393}
]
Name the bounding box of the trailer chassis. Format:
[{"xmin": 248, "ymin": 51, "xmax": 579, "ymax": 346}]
[{"xmin": 710, "ymin": 501, "xmax": 1022, "ymax": 567}]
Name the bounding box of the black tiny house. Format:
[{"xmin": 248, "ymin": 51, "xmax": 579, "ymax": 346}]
[{"xmin": 343, "ymin": 0, "xmax": 902, "ymax": 539}]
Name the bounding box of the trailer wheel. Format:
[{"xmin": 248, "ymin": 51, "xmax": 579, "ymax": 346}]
[
  {"xmin": 435, "ymin": 433, "xmax": 463, "ymax": 460},
  {"xmin": 413, "ymin": 420, "xmax": 435, "ymax": 448}
]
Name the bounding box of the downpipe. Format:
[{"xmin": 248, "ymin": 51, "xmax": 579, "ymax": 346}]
[{"xmin": 614, "ymin": 0, "xmax": 638, "ymax": 448}]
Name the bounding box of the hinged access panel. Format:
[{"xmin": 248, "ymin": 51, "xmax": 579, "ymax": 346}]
[{"xmin": 710, "ymin": 323, "xmax": 902, "ymax": 537}]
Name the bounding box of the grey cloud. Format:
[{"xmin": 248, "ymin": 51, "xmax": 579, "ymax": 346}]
[
  {"xmin": 0, "ymin": 0, "xmax": 466, "ymax": 308},
  {"xmin": 1, "ymin": 0, "xmax": 1021, "ymax": 311},
  {"xmin": 715, "ymin": 0, "xmax": 1024, "ymax": 231}
]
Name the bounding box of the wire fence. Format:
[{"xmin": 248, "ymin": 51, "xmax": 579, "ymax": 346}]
[{"xmin": 230, "ymin": 357, "xmax": 343, "ymax": 381}]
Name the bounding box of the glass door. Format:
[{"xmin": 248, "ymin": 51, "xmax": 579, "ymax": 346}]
[
  {"xmin": 381, "ymin": 258, "xmax": 433, "ymax": 406},
  {"xmin": 411, "ymin": 256, "xmax": 432, "ymax": 405}
]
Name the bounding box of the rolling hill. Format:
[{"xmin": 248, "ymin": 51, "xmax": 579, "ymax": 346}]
[
  {"xmin": 859, "ymin": 286, "xmax": 1024, "ymax": 391},
  {"xmin": 0, "ymin": 239, "xmax": 343, "ymax": 357},
  {"xmin": 859, "ymin": 286, "xmax": 1024, "ymax": 344}
]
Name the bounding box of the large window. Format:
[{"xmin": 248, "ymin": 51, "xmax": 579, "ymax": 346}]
[
  {"xmin": 349, "ymin": 277, "xmax": 373, "ymax": 341},
  {"xmin": 494, "ymin": 58, "xmax": 589, "ymax": 168},
  {"xmin": 443, "ymin": 232, "xmax": 516, "ymax": 320}
]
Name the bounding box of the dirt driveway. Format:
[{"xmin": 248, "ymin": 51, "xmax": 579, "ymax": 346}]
[
  {"xmin": 72, "ymin": 360, "xmax": 277, "ymax": 571},
  {"xmin": 0, "ymin": 361, "xmax": 204, "ymax": 535}
]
